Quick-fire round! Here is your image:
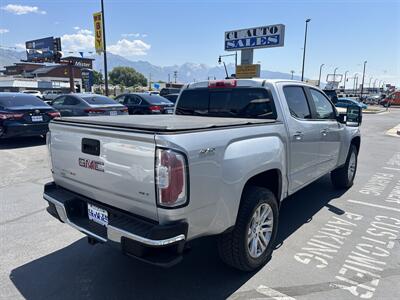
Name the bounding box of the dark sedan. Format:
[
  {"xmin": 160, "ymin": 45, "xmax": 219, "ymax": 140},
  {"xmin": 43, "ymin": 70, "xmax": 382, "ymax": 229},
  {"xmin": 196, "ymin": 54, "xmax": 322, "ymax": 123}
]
[
  {"xmin": 0, "ymin": 93, "xmax": 60, "ymax": 139},
  {"xmin": 51, "ymin": 93, "xmax": 128, "ymax": 117},
  {"xmin": 115, "ymin": 93, "xmax": 174, "ymax": 115}
]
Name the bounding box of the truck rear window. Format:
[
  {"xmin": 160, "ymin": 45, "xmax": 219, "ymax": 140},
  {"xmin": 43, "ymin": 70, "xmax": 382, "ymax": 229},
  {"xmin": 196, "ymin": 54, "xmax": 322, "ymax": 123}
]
[{"xmin": 175, "ymin": 88, "xmax": 276, "ymax": 119}]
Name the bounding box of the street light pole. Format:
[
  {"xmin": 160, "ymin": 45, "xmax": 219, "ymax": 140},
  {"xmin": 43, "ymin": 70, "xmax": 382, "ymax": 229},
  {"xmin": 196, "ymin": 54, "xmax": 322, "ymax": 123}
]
[
  {"xmin": 333, "ymin": 67, "xmax": 339, "ymax": 79},
  {"xmin": 290, "ymin": 70, "xmax": 295, "ymax": 80},
  {"xmin": 301, "ymin": 19, "xmax": 311, "ymax": 81},
  {"xmin": 343, "ymin": 71, "xmax": 349, "ymax": 92},
  {"xmin": 318, "ymin": 63, "xmax": 324, "ymax": 87},
  {"xmin": 101, "ymin": 0, "xmax": 109, "ymax": 96},
  {"xmin": 353, "ymin": 73, "xmax": 359, "ymax": 94},
  {"xmin": 360, "ymin": 60, "xmax": 367, "ymax": 99}
]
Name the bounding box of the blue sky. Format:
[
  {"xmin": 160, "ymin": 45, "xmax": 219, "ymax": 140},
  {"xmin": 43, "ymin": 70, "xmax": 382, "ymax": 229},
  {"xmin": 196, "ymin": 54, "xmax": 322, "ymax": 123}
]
[{"xmin": 0, "ymin": 0, "xmax": 399, "ymax": 85}]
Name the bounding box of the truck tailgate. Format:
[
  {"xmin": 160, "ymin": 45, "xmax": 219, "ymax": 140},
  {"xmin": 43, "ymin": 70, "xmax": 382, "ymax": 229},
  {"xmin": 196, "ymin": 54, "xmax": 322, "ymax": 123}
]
[{"xmin": 48, "ymin": 122, "xmax": 158, "ymax": 221}]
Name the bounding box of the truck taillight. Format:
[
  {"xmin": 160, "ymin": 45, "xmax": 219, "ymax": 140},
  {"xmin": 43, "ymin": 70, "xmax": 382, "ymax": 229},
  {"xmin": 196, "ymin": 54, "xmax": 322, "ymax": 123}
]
[
  {"xmin": 155, "ymin": 148, "xmax": 188, "ymax": 208},
  {"xmin": 208, "ymin": 79, "xmax": 237, "ymax": 88}
]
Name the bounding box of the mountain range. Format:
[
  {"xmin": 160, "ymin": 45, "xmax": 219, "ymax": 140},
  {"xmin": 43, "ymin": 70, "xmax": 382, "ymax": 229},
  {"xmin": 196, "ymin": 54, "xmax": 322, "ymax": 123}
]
[{"xmin": 0, "ymin": 48, "xmax": 301, "ymax": 83}]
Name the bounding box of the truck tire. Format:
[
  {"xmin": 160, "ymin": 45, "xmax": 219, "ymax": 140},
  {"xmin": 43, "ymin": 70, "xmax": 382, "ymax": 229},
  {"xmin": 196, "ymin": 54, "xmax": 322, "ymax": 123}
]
[
  {"xmin": 218, "ymin": 186, "xmax": 279, "ymax": 271},
  {"xmin": 331, "ymin": 144, "xmax": 358, "ymax": 189}
]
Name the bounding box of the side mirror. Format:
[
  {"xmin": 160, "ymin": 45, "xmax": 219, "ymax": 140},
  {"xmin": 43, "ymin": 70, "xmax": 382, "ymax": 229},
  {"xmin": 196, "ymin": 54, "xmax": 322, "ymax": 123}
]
[
  {"xmin": 336, "ymin": 105, "xmax": 362, "ymax": 127},
  {"xmin": 346, "ymin": 105, "xmax": 362, "ymax": 127}
]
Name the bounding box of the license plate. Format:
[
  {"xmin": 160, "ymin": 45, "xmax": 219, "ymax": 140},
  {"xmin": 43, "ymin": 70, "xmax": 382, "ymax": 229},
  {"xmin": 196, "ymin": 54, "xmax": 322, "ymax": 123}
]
[
  {"xmin": 31, "ymin": 115, "xmax": 43, "ymax": 122},
  {"xmin": 165, "ymin": 109, "xmax": 173, "ymax": 114},
  {"xmin": 110, "ymin": 111, "xmax": 117, "ymax": 116},
  {"xmin": 87, "ymin": 203, "xmax": 108, "ymax": 226}
]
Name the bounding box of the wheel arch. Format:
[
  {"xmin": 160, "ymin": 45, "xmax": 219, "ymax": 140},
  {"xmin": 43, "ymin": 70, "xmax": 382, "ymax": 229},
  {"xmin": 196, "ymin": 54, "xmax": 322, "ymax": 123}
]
[{"xmin": 241, "ymin": 168, "xmax": 282, "ymax": 208}]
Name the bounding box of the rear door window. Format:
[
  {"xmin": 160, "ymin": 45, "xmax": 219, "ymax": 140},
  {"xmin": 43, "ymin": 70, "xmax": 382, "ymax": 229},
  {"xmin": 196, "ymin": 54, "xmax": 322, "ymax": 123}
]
[
  {"xmin": 176, "ymin": 88, "xmax": 276, "ymax": 119},
  {"xmin": 283, "ymin": 86, "xmax": 311, "ymax": 119},
  {"xmin": 0, "ymin": 95, "xmax": 47, "ymax": 108}
]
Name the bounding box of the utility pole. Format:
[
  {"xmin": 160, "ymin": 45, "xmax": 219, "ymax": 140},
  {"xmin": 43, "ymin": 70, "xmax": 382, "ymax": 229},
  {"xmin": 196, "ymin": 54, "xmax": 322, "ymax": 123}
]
[
  {"xmin": 148, "ymin": 73, "xmax": 152, "ymax": 90},
  {"xmin": 168, "ymin": 73, "xmax": 170, "ymax": 83},
  {"xmin": 173, "ymin": 71, "xmax": 177, "ymax": 83},
  {"xmin": 290, "ymin": 70, "xmax": 295, "ymax": 80},
  {"xmin": 360, "ymin": 61, "xmax": 367, "ymax": 99},
  {"xmin": 101, "ymin": 0, "xmax": 109, "ymax": 96},
  {"xmin": 318, "ymin": 63, "xmax": 324, "ymax": 87},
  {"xmin": 301, "ymin": 19, "xmax": 311, "ymax": 81}
]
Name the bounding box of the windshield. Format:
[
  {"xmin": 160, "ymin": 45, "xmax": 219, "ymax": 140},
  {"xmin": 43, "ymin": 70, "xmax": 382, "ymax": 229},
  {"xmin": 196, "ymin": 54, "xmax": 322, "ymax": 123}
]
[
  {"xmin": 141, "ymin": 94, "xmax": 173, "ymax": 105},
  {"xmin": 176, "ymin": 88, "xmax": 276, "ymax": 119},
  {"xmin": 0, "ymin": 95, "xmax": 48, "ymax": 108},
  {"xmin": 81, "ymin": 95, "xmax": 117, "ymax": 105}
]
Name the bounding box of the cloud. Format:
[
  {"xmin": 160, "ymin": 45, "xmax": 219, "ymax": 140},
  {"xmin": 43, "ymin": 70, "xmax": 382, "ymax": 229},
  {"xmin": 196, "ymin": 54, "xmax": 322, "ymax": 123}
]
[
  {"xmin": 1, "ymin": 4, "xmax": 46, "ymax": 15},
  {"xmin": 77, "ymin": 29, "xmax": 92, "ymax": 35},
  {"xmin": 108, "ymin": 39, "xmax": 151, "ymax": 57},
  {"xmin": 59, "ymin": 29, "xmax": 150, "ymax": 57},
  {"xmin": 15, "ymin": 43, "xmax": 25, "ymax": 50},
  {"xmin": 0, "ymin": 28, "xmax": 9, "ymax": 34},
  {"xmin": 121, "ymin": 33, "xmax": 148, "ymax": 38},
  {"xmin": 73, "ymin": 26, "xmax": 80, "ymax": 30},
  {"xmin": 61, "ymin": 32, "xmax": 94, "ymax": 52}
]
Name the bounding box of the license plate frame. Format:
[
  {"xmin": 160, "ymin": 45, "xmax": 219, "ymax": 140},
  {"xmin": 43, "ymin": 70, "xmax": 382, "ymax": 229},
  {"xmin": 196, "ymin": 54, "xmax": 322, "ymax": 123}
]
[
  {"xmin": 87, "ymin": 203, "xmax": 109, "ymax": 226},
  {"xmin": 31, "ymin": 115, "xmax": 43, "ymax": 122}
]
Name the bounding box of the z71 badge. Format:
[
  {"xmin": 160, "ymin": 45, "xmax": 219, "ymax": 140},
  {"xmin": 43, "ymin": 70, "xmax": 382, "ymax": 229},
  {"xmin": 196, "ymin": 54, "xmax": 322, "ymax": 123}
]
[{"xmin": 78, "ymin": 158, "xmax": 104, "ymax": 172}]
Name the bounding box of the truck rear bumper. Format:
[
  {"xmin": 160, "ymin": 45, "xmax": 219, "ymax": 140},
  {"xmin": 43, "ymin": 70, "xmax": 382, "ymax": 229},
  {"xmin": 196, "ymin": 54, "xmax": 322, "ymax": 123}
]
[{"xmin": 44, "ymin": 182, "xmax": 188, "ymax": 267}]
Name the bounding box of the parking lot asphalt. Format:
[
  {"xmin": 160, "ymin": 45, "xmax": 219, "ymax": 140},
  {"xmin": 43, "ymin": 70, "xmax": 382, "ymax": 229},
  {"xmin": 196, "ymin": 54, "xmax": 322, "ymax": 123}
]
[{"xmin": 1, "ymin": 109, "xmax": 399, "ymax": 300}]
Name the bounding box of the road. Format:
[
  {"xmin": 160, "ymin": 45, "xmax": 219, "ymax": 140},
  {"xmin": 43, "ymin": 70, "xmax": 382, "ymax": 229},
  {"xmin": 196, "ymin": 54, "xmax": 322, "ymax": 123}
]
[{"xmin": 1, "ymin": 109, "xmax": 399, "ymax": 300}]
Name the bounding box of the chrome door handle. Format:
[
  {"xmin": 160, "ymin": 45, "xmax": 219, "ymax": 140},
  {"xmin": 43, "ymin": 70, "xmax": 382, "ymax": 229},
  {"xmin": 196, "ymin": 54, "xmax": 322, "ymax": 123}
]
[
  {"xmin": 293, "ymin": 131, "xmax": 303, "ymax": 140},
  {"xmin": 321, "ymin": 129, "xmax": 328, "ymax": 136}
]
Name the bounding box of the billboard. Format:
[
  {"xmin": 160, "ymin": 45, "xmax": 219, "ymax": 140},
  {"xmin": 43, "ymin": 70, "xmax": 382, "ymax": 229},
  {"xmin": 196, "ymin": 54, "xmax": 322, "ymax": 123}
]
[
  {"xmin": 225, "ymin": 24, "xmax": 285, "ymax": 51},
  {"xmin": 25, "ymin": 37, "xmax": 61, "ymax": 62},
  {"xmin": 93, "ymin": 12, "xmax": 104, "ymax": 54}
]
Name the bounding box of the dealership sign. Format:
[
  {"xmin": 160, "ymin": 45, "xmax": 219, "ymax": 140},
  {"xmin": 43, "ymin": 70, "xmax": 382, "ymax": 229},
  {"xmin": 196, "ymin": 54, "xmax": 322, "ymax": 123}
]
[
  {"xmin": 225, "ymin": 24, "xmax": 285, "ymax": 51},
  {"xmin": 93, "ymin": 12, "xmax": 104, "ymax": 54}
]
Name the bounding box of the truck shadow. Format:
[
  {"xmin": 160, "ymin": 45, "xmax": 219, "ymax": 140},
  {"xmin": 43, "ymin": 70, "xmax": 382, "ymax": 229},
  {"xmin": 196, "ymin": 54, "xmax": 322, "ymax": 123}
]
[
  {"xmin": 0, "ymin": 136, "xmax": 46, "ymax": 150},
  {"xmin": 274, "ymin": 174, "xmax": 347, "ymax": 248},
  {"xmin": 10, "ymin": 174, "xmax": 347, "ymax": 300}
]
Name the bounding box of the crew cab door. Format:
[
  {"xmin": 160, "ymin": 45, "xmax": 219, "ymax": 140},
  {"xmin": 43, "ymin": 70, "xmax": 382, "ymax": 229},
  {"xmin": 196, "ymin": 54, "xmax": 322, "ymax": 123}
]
[
  {"xmin": 280, "ymin": 85, "xmax": 324, "ymax": 193},
  {"xmin": 305, "ymin": 87, "xmax": 343, "ymax": 173}
]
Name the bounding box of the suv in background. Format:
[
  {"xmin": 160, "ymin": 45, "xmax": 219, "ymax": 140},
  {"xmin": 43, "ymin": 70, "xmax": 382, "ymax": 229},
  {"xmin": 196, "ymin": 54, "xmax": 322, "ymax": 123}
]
[{"xmin": 160, "ymin": 87, "xmax": 181, "ymax": 97}]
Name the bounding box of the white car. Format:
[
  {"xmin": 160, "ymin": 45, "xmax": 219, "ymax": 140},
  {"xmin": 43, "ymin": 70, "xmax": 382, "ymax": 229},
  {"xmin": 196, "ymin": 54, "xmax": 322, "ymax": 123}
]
[{"xmin": 21, "ymin": 90, "xmax": 43, "ymax": 99}]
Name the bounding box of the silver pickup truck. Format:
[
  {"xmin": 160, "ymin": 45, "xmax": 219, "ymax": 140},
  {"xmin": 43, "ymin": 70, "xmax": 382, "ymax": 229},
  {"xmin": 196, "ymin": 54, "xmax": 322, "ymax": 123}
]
[{"xmin": 44, "ymin": 79, "xmax": 361, "ymax": 271}]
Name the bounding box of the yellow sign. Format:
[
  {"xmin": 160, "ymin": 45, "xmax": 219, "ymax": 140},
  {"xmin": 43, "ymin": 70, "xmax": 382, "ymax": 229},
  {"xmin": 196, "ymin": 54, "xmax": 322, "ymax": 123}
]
[
  {"xmin": 93, "ymin": 12, "xmax": 104, "ymax": 54},
  {"xmin": 236, "ymin": 64, "xmax": 261, "ymax": 79}
]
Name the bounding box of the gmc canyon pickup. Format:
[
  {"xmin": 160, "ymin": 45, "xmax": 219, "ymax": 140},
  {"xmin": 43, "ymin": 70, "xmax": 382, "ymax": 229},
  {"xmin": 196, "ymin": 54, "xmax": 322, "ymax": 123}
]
[{"xmin": 44, "ymin": 79, "xmax": 362, "ymax": 271}]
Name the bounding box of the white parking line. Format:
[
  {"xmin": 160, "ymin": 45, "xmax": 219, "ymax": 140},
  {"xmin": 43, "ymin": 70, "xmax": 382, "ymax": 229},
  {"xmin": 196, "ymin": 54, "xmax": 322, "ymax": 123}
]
[
  {"xmin": 383, "ymin": 167, "xmax": 400, "ymax": 172},
  {"xmin": 256, "ymin": 285, "xmax": 296, "ymax": 300},
  {"xmin": 347, "ymin": 200, "xmax": 400, "ymax": 212}
]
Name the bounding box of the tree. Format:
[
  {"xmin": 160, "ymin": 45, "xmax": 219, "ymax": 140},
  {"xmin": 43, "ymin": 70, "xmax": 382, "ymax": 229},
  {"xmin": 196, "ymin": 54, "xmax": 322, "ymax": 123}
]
[
  {"xmin": 109, "ymin": 66, "xmax": 147, "ymax": 87},
  {"xmin": 92, "ymin": 70, "xmax": 104, "ymax": 85}
]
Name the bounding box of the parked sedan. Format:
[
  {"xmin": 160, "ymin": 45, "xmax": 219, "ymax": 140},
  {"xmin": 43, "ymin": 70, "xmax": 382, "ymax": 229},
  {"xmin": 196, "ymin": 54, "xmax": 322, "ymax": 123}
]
[
  {"xmin": 51, "ymin": 93, "xmax": 128, "ymax": 117},
  {"xmin": 0, "ymin": 93, "xmax": 60, "ymax": 139},
  {"xmin": 336, "ymin": 97, "xmax": 368, "ymax": 109},
  {"xmin": 115, "ymin": 93, "xmax": 175, "ymax": 115},
  {"xmin": 21, "ymin": 90, "xmax": 43, "ymax": 99}
]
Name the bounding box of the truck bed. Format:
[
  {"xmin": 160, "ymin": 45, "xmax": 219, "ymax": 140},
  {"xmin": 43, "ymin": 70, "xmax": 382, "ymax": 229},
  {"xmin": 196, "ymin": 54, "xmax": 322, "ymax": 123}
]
[{"xmin": 53, "ymin": 115, "xmax": 276, "ymax": 132}]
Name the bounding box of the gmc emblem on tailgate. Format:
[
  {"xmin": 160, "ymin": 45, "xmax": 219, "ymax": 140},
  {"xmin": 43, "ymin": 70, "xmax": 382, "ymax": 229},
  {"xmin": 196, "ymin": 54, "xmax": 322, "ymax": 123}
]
[{"xmin": 78, "ymin": 158, "xmax": 104, "ymax": 172}]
